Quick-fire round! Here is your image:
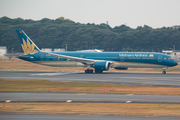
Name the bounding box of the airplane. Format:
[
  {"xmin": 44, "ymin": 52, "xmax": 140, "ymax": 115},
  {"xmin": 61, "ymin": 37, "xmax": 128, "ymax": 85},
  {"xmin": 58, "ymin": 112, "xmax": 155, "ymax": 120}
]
[{"xmin": 16, "ymin": 29, "xmax": 178, "ymax": 74}]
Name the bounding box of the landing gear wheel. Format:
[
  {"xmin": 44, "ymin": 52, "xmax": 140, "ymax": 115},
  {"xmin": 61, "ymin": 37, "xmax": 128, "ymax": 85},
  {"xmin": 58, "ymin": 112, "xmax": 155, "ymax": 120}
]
[
  {"xmin": 95, "ymin": 70, "xmax": 103, "ymax": 73},
  {"xmin": 85, "ymin": 70, "xmax": 88, "ymax": 73},
  {"xmin": 85, "ymin": 69, "xmax": 93, "ymax": 73},
  {"xmin": 162, "ymin": 71, "xmax": 166, "ymax": 74},
  {"xmin": 89, "ymin": 69, "xmax": 93, "ymax": 73},
  {"xmin": 162, "ymin": 67, "xmax": 168, "ymax": 74}
]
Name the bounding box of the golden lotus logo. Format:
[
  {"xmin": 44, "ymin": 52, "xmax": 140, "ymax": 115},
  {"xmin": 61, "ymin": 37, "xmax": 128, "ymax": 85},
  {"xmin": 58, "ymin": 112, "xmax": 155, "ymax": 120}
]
[
  {"xmin": 21, "ymin": 38, "xmax": 39, "ymax": 55},
  {"xmin": 149, "ymin": 54, "xmax": 154, "ymax": 57}
]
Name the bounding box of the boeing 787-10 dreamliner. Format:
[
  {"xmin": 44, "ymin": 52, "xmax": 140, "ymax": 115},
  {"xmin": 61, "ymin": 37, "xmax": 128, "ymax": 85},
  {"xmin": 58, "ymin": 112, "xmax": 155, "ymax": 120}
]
[{"xmin": 16, "ymin": 29, "xmax": 178, "ymax": 74}]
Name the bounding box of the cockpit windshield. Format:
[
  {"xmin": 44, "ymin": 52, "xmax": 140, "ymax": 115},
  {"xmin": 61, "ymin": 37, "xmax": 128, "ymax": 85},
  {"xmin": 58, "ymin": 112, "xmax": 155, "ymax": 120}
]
[{"xmin": 168, "ymin": 57, "xmax": 172, "ymax": 59}]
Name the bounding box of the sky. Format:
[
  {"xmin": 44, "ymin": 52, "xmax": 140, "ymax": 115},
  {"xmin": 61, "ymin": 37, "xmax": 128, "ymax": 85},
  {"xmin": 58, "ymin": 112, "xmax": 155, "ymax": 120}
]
[{"xmin": 0, "ymin": 0, "xmax": 180, "ymax": 28}]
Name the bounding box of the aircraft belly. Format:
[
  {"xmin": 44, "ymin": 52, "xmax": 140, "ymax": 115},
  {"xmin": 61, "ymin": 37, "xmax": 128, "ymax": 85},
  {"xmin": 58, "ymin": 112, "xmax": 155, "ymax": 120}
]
[
  {"xmin": 35, "ymin": 61, "xmax": 85, "ymax": 67},
  {"xmin": 112, "ymin": 62, "xmax": 166, "ymax": 68}
]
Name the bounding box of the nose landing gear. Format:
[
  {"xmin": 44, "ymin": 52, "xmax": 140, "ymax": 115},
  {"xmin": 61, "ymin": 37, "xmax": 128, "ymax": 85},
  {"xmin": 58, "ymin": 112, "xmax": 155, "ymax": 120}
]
[
  {"xmin": 162, "ymin": 70, "xmax": 166, "ymax": 74},
  {"xmin": 162, "ymin": 67, "xmax": 168, "ymax": 74}
]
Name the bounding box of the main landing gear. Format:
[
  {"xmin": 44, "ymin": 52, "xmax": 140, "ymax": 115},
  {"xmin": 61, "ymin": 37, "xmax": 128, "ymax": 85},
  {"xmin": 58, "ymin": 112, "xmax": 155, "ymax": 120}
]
[
  {"xmin": 85, "ymin": 69, "xmax": 93, "ymax": 73},
  {"xmin": 84, "ymin": 65, "xmax": 93, "ymax": 73},
  {"xmin": 85, "ymin": 69, "xmax": 103, "ymax": 73},
  {"xmin": 95, "ymin": 70, "xmax": 103, "ymax": 73},
  {"xmin": 162, "ymin": 67, "xmax": 168, "ymax": 74},
  {"xmin": 84, "ymin": 65, "xmax": 103, "ymax": 73}
]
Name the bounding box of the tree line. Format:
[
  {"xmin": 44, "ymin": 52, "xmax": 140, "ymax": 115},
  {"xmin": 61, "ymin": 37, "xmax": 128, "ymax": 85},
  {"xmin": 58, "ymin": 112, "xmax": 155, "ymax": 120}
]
[{"xmin": 0, "ymin": 16, "xmax": 180, "ymax": 53}]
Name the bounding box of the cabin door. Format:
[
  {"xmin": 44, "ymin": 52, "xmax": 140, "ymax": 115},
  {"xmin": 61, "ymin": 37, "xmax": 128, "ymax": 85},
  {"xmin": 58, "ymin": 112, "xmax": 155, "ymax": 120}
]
[
  {"xmin": 119, "ymin": 54, "xmax": 124, "ymax": 62},
  {"xmin": 120, "ymin": 56, "xmax": 124, "ymax": 62},
  {"xmin": 158, "ymin": 55, "xmax": 162, "ymax": 62},
  {"xmin": 40, "ymin": 54, "xmax": 44, "ymax": 61}
]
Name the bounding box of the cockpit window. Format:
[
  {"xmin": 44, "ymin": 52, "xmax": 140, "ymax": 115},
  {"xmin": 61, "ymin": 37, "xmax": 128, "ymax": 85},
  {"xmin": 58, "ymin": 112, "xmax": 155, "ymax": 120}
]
[{"xmin": 168, "ymin": 57, "xmax": 172, "ymax": 59}]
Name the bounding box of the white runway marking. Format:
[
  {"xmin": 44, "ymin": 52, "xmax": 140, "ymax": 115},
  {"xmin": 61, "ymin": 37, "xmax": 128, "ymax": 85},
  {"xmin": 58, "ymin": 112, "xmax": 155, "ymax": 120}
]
[{"xmin": 30, "ymin": 72, "xmax": 79, "ymax": 76}]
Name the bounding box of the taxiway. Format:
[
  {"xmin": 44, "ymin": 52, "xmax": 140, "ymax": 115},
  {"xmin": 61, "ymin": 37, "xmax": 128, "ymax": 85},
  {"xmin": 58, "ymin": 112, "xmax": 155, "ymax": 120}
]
[
  {"xmin": 0, "ymin": 71, "xmax": 180, "ymax": 87},
  {"xmin": 1, "ymin": 113, "xmax": 180, "ymax": 120},
  {"xmin": 0, "ymin": 93, "xmax": 180, "ymax": 104}
]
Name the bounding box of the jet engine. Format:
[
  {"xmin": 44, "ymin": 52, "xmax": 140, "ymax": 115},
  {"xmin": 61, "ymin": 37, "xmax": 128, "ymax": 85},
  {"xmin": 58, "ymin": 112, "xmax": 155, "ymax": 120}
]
[{"xmin": 94, "ymin": 61, "xmax": 111, "ymax": 71}]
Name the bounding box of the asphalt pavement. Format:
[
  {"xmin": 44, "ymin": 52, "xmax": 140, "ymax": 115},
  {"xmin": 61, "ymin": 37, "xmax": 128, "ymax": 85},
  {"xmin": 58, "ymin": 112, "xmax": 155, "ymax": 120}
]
[
  {"xmin": 0, "ymin": 71, "xmax": 180, "ymax": 87},
  {"xmin": 1, "ymin": 71, "xmax": 180, "ymax": 119},
  {"xmin": 1, "ymin": 93, "xmax": 180, "ymax": 104},
  {"xmin": 0, "ymin": 113, "xmax": 180, "ymax": 120}
]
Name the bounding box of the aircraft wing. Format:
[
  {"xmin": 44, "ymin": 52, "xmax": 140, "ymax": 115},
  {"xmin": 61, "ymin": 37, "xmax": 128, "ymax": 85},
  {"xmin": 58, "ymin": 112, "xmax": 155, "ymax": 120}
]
[{"xmin": 42, "ymin": 51, "xmax": 97, "ymax": 65}]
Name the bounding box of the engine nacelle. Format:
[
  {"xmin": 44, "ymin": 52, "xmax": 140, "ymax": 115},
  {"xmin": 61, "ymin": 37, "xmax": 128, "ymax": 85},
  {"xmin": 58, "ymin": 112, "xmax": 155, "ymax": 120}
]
[
  {"xmin": 114, "ymin": 67, "xmax": 128, "ymax": 70},
  {"xmin": 94, "ymin": 61, "xmax": 111, "ymax": 71}
]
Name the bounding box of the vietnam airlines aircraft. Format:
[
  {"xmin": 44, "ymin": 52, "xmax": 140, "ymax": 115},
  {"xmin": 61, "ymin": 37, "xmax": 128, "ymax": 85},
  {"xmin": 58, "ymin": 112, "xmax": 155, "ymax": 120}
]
[{"xmin": 16, "ymin": 29, "xmax": 178, "ymax": 74}]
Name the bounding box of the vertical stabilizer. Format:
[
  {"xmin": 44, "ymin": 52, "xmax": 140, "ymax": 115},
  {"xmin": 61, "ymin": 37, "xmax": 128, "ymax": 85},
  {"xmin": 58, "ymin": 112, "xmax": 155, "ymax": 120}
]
[{"xmin": 16, "ymin": 29, "xmax": 40, "ymax": 55}]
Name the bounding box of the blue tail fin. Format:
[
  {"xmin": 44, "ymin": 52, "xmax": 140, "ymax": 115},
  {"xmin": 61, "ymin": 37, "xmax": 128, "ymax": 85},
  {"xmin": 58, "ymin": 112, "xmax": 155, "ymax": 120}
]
[{"xmin": 16, "ymin": 29, "xmax": 40, "ymax": 55}]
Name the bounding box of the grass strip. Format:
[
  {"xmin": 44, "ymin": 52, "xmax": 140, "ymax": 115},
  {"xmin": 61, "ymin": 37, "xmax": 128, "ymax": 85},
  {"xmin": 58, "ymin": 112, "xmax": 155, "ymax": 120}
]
[
  {"xmin": 0, "ymin": 103, "xmax": 180, "ymax": 116},
  {"xmin": 0, "ymin": 79, "xmax": 180, "ymax": 95}
]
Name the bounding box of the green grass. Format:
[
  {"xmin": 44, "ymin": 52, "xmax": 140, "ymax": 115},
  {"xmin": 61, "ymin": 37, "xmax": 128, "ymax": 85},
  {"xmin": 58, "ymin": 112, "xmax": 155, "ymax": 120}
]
[
  {"xmin": 1, "ymin": 103, "xmax": 180, "ymax": 116},
  {"xmin": 1, "ymin": 79, "xmax": 180, "ymax": 95},
  {"xmin": 0, "ymin": 79, "xmax": 126, "ymax": 92},
  {"xmin": 19, "ymin": 107, "xmax": 34, "ymax": 111},
  {"xmin": 166, "ymin": 68, "xmax": 180, "ymax": 72},
  {"xmin": 153, "ymin": 67, "xmax": 180, "ymax": 72}
]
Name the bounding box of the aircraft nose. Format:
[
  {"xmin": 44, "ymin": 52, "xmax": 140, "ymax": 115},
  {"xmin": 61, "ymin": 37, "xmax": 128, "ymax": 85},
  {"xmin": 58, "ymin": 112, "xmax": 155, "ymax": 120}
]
[
  {"xmin": 173, "ymin": 59, "xmax": 178, "ymax": 66},
  {"xmin": 174, "ymin": 60, "xmax": 178, "ymax": 66}
]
